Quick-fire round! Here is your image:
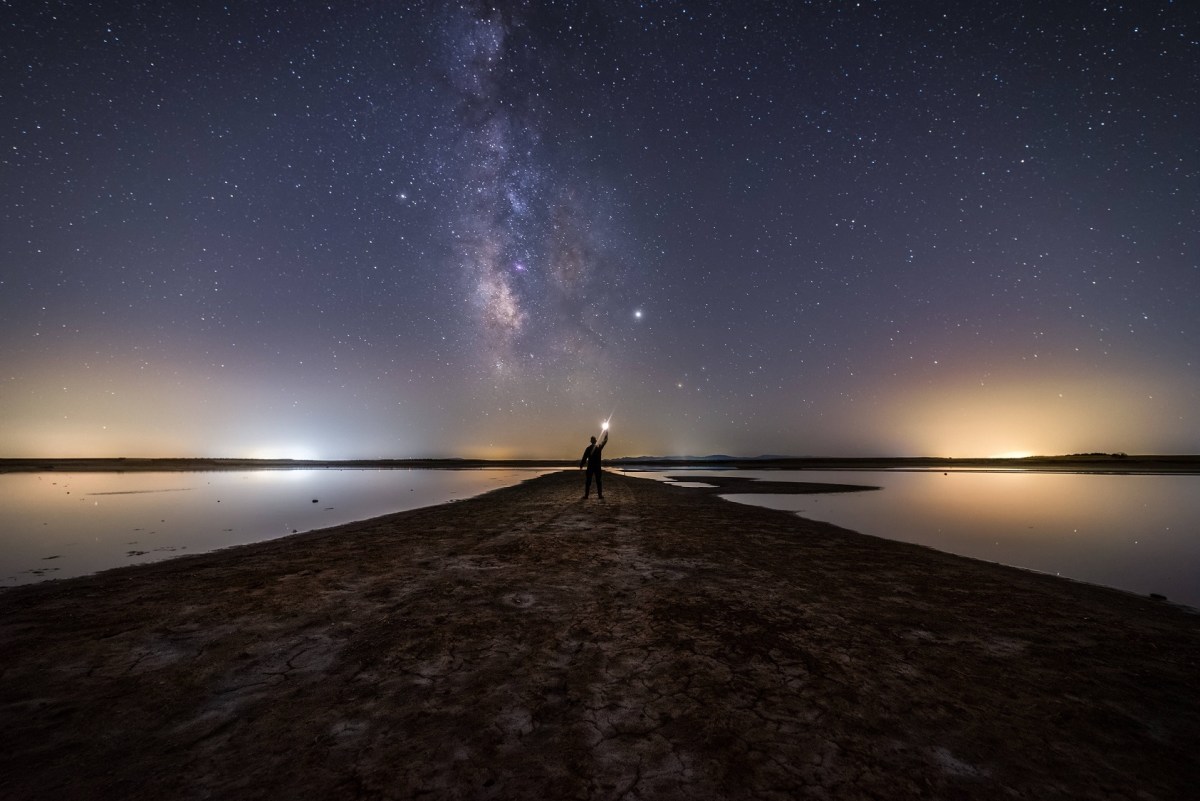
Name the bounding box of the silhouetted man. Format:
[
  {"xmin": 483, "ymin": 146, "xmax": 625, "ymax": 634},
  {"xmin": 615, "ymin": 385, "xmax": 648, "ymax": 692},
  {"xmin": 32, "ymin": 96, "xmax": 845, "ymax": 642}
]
[{"xmin": 580, "ymin": 426, "xmax": 609, "ymax": 499}]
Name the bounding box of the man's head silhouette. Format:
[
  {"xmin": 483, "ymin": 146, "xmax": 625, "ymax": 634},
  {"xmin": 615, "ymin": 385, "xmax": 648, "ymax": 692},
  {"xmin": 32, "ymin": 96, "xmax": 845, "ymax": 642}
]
[{"xmin": 590, "ymin": 436, "xmax": 597, "ymax": 444}]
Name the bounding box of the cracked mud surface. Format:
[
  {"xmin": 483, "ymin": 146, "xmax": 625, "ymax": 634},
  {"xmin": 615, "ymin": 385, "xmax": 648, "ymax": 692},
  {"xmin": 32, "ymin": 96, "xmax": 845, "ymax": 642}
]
[{"xmin": 2, "ymin": 470, "xmax": 1198, "ymax": 800}]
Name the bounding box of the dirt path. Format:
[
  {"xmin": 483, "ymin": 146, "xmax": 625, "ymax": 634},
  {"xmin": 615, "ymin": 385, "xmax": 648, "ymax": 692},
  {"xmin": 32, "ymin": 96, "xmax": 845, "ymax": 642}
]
[{"xmin": 2, "ymin": 470, "xmax": 1197, "ymax": 800}]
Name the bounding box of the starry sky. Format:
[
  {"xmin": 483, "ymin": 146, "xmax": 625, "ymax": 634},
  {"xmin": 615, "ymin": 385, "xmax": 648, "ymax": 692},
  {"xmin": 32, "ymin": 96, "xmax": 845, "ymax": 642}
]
[{"xmin": 2, "ymin": 1, "xmax": 1198, "ymax": 459}]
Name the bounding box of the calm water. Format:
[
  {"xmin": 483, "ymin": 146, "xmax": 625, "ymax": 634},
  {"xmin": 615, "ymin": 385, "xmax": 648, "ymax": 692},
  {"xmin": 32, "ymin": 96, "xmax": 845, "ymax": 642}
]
[
  {"xmin": 637, "ymin": 469, "xmax": 1200, "ymax": 609},
  {"xmin": 4, "ymin": 468, "xmax": 1198, "ymax": 609},
  {"xmin": 0, "ymin": 469, "xmax": 550, "ymax": 586}
]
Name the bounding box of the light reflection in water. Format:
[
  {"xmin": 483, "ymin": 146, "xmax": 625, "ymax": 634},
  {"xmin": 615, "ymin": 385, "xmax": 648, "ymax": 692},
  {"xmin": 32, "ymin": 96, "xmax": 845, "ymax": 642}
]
[
  {"xmin": 641, "ymin": 469, "xmax": 1200, "ymax": 609},
  {"xmin": 0, "ymin": 469, "xmax": 550, "ymax": 586},
  {"xmin": 5, "ymin": 468, "xmax": 1198, "ymax": 610}
]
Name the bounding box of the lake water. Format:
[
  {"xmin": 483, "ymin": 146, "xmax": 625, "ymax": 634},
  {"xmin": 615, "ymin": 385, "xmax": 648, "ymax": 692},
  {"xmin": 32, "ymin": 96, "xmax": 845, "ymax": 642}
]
[
  {"xmin": 634, "ymin": 469, "xmax": 1200, "ymax": 610},
  {"xmin": 3, "ymin": 468, "xmax": 1198, "ymax": 610},
  {"xmin": 0, "ymin": 469, "xmax": 550, "ymax": 586}
]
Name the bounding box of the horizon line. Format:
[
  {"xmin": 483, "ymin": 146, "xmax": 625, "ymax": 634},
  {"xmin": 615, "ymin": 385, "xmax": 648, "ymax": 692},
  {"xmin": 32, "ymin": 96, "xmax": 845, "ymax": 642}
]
[{"xmin": 3, "ymin": 453, "xmax": 1199, "ymax": 464}]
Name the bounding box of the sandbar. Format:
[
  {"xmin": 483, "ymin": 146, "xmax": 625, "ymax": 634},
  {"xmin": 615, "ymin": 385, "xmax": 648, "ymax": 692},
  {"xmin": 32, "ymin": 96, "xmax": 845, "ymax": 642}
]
[{"xmin": 1, "ymin": 470, "xmax": 1197, "ymax": 799}]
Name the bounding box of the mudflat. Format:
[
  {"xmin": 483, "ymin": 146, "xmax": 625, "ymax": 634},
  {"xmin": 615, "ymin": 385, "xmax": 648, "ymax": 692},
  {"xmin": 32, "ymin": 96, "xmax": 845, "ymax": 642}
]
[{"xmin": 1, "ymin": 470, "xmax": 1197, "ymax": 800}]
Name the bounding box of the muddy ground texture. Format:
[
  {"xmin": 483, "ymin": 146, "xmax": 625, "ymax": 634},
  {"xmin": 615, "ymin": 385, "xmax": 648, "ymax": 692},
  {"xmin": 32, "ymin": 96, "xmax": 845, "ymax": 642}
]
[{"xmin": 2, "ymin": 470, "xmax": 1198, "ymax": 800}]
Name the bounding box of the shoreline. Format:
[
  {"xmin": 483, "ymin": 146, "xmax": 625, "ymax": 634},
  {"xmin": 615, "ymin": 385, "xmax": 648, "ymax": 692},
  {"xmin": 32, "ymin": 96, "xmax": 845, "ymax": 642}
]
[
  {"xmin": 4, "ymin": 453, "xmax": 1200, "ymax": 474},
  {"xmin": 2, "ymin": 470, "xmax": 1197, "ymax": 799}
]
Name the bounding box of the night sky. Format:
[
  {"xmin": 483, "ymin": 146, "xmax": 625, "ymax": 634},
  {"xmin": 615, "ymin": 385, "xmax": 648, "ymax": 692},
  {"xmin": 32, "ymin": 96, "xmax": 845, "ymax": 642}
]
[{"xmin": 3, "ymin": 1, "xmax": 1197, "ymax": 459}]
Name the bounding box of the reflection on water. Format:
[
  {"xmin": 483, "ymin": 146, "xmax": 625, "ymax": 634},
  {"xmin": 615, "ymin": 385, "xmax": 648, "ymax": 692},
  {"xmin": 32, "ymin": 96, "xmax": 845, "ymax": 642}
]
[
  {"xmin": 0, "ymin": 469, "xmax": 550, "ymax": 586},
  {"xmin": 641, "ymin": 469, "xmax": 1200, "ymax": 609},
  {"xmin": 7, "ymin": 468, "xmax": 1198, "ymax": 609}
]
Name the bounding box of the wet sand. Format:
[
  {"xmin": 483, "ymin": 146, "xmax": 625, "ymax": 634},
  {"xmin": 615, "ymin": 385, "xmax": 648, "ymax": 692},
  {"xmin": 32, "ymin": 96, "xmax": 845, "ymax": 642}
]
[{"xmin": 1, "ymin": 470, "xmax": 1197, "ymax": 800}]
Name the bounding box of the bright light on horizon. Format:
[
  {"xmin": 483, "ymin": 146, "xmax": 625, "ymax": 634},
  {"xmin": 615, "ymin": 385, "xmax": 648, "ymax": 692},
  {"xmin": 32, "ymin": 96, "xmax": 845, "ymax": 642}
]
[{"xmin": 244, "ymin": 446, "xmax": 322, "ymax": 461}]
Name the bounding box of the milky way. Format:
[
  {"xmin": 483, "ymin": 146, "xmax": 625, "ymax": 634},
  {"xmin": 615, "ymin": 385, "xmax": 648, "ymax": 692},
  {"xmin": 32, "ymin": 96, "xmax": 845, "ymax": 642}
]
[
  {"xmin": 434, "ymin": 4, "xmax": 635, "ymax": 390},
  {"xmin": 1, "ymin": 1, "xmax": 1197, "ymax": 458}
]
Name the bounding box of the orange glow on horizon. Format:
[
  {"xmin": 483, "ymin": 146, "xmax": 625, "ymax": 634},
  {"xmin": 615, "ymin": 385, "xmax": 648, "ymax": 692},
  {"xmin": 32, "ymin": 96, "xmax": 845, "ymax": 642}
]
[{"xmin": 877, "ymin": 367, "xmax": 1175, "ymax": 458}]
